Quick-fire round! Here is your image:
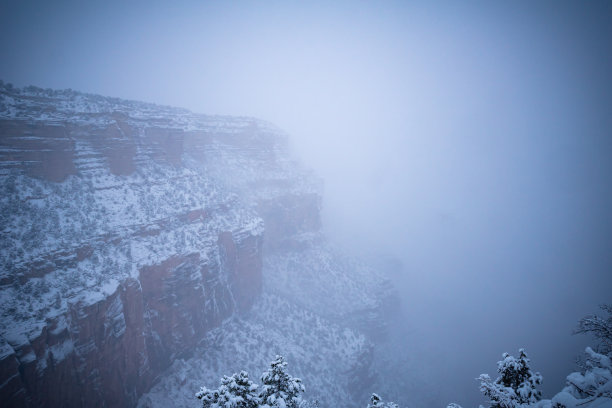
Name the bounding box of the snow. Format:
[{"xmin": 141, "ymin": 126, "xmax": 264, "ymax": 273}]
[
  {"xmin": 0, "ymin": 336, "xmax": 14, "ymax": 360},
  {"xmin": 49, "ymin": 339, "xmax": 75, "ymax": 363}
]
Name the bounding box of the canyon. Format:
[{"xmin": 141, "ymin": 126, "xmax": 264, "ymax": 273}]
[{"xmin": 0, "ymin": 84, "xmax": 391, "ymax": 407}]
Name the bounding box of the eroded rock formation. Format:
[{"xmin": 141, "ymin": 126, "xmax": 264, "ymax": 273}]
[{"xmin": 0, "ymin": 85, "xmax": 320, "ymax": 407}]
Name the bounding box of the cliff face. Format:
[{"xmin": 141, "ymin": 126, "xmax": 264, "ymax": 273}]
[{"xmin": 0, "ymin": 85, "xmax": 321, "ymax": 407}]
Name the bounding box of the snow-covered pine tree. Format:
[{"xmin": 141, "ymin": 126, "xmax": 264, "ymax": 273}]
[
  {"xmin": 367, "ymin": 393, "xmax": 399, "ymax": 408},
  {"xmin": 551, "ymin": 346, "xmax": 612, "ymax": 407},
  {"xmin": 551, "ymin": 305, "xmax": 612, "ymax": 407},
  {"xmin": 259, "ymin": 355, "xmax": 305, "ymax": 408},
  {"xmin": 478, "ymin": 349, "xmax": 542, "ymax": 408},
  {"xmin": 196, "ymin": 371, "xmax": 260, "ymax": 408}
]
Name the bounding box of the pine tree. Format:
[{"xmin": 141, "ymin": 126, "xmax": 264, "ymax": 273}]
[
  {"xmin": 196, "ymin": 371, "xmax": 259, "ymax": 408},
  {"xmin": 260, "ymin": 355, "xmax": 305, "ymax": 408},
  {"xmin": 478, "ymin": 349, "xmax": 542, "ymax": 408}
]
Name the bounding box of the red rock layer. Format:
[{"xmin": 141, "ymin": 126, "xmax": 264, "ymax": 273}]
[{"xmin": 0, "ymin": 231, "xmax": 262, "ymax": 408}]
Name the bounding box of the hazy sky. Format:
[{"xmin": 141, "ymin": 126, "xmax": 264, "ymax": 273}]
[{"xmin": 1, "ymin": 1, "xmax": 611, "ymax": 406}]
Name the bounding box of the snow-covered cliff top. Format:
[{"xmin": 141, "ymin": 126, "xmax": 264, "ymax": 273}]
[{"xmin": 0, "ymin": 82, "xmax": 319, "ymax": 350}]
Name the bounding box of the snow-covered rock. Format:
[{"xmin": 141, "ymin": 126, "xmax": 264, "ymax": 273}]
[{"xmin": 0, "ymin": 83, "xmax": 391, "ymax": 407}]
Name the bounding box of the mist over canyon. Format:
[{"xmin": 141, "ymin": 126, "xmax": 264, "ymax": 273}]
[{"xmin": 1, "ymin": 1, "xmax": 612, "ymax": 408}]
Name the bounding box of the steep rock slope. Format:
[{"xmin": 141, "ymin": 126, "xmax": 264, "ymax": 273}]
[
  {"xmin": 0, "ymin": 83, "xmax": 390, "ymax": 408},
  {"xmin": 138, "ymin": 238, "xmax": 393, "ymax": 408}
]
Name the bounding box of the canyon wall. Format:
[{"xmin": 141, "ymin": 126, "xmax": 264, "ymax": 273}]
[{"xmin": 0, "ymin": 85, "xmax": 320, "ymax": 407}]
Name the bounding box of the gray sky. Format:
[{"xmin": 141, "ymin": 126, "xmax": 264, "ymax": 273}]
[{"xmin": 1, "ymin": 1, "xmax": 611, "ymax": 406}]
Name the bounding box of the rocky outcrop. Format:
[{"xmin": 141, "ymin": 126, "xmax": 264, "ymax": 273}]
[
  {"xmin": 0, "ymin": 224, "xmax": 264, "ymax": 408},
  {"xmin": 0, "ymin": 121, "xmax": 77, "ymax": 182},
  {"xmin": 0, "ymin": 85, "xmax": 312, "ymax": 407},
  {"xmin": 0, "ymin": 84, "xmax": 389, "ymax": 408}
]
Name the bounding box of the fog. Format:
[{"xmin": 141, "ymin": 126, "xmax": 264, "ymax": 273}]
[{"xmin": 2, "ymin": 0, "xmax": 611, "ymax": 406}]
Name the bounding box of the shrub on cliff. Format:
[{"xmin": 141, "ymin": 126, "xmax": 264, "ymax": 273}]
[
  {"xmin": 259, "ymin": 355, "xmax": 305, "ymax": 408},
  {"xmin": 196, "ymin": 371, "xmax": 260, "ymax": 408},
  {"xmin": 196, "ymin": 355, "xmax": 305, "ymax": 408},
  {"xmin": 478, "ymin": 349, "xmax": 542, "ymax": 408}
]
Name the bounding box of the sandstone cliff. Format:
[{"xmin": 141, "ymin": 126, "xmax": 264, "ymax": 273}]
[
  {"xmin": 0, "ymin": 84, "xmax": 390, "ymax": 408},
  {"xmin": 0, "ymin": 84, "xmax": 322, "ymax": 407}
]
